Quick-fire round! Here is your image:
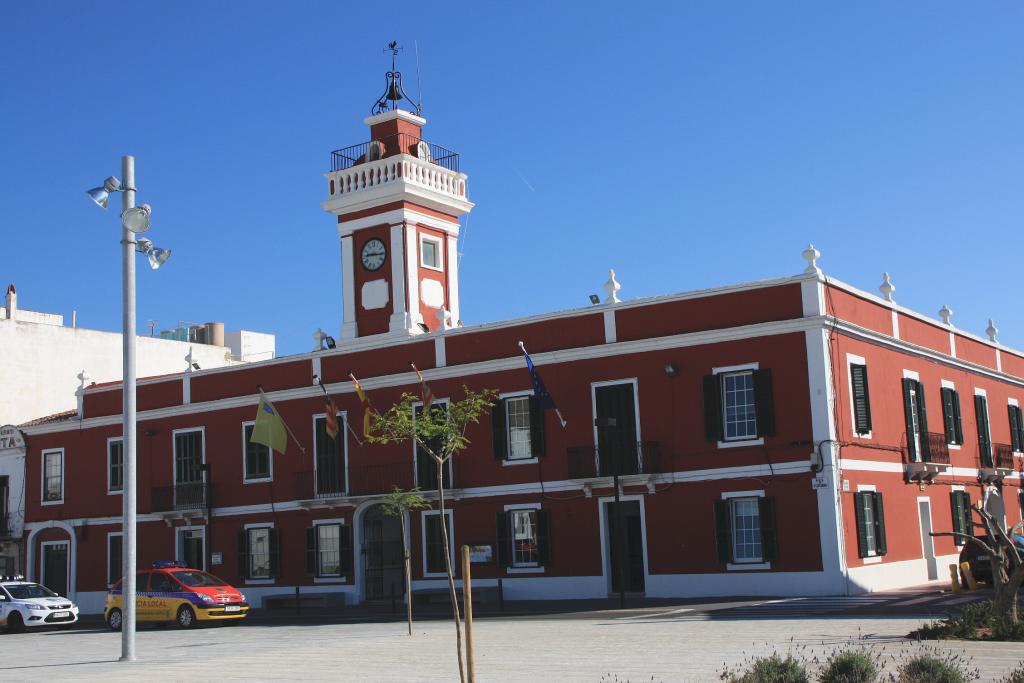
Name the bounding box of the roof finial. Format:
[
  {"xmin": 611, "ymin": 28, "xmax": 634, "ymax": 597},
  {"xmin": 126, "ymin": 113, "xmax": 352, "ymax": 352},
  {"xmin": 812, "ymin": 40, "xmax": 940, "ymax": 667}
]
[
  {"xmin": 802, "ymin": 244, "xmax": 821, "ymax": 275},
  {"xmin": 604, "ymin": 269, "xmax": 622, "ymax": 304},
  {"xmin": 372, "ymin": 41, "xmax": 422, "ymax": 116},
  {"xmin": 879, "ymin": 272, "xmax": 896, "ymax": 302},
  {"xmin": 986, "ymin": 319, "xmax": 999, "ymax": 343},
  {"xmin": 939, "ymin": 304, "xmax": 953, "ymax": 326}
]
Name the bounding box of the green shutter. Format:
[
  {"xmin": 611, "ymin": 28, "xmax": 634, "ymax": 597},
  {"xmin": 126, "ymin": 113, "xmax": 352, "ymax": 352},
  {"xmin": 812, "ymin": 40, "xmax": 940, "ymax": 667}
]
[
  {"xmin": 496, "ymin": 512, "xmax": 511, "ymax": 567},
  {"xmin": 902, "ymin": 378, "xmax": 918, "ymax": 462},
  {"xmin": 951, "ymin": 390, "xmax": 964, "ymax": 444},
  {"xmin": 854, "ymin": 492, "xmax": 870, "ymax": 558},
  {"xmin": 339, "ymin": 525, "xmax": 353, "ymax": 575},
  {"xmin": 941, "ymin": 389, "xmax": 956, "ymax": 445},
  {"xmin": 237, "ymin": 530, "xmax": 249, "ymax": 579},
  {"xmin": 961, "ymin": 493, "xmax": 974, "ymax": 541},
  {"xmin": 916, "ymin": 380, "xmax": 931, "ymax": 460},
  {"xmin": 492, "ymin": 398, "xmax": 507, "ymax": 460},
  {"xmin": 975, "ymin": 395, "xmax": 992, "ymax": 467},
  {"xmin": 537, "ymin": 510, "xmax": 551, "ymax": 566},
  {"xmin": 529, "ymin": 395, "xmax": 546, "ymax": 457},
  {"xmin": 950, "ymin": 491, "xmax": 965, "ymax": 544},
  {"xmin": 872, "ymin": 493, "xmax": 887, "ymax": 556},
  {"xmin": 1010, "ymin": 405, "xmax": 1022, "ymax": 453},
  {"xmin": 753, "ymin": 369, "xmax": 776, "ymax": 437},
  {"xmin": 703, "ymin": 375, "xmax": 723, "ymax": 442},
  {"xmin": 268, "ymin": 528, "xmax": 280, "ymax": 579},
  {"xmin": 851, "ymin": 364, "xmax": 872, "ymax": 435},
  {"xmin": 714, "ymin": 500, "xmax": 732, "ymax": 563},
  {"xmin": 305, "ymin": 527, "xmax": 317, "ymax": 575},
  {"xmin": 759, "ymin": 497, "xmax": 777, "ymax": 562}
]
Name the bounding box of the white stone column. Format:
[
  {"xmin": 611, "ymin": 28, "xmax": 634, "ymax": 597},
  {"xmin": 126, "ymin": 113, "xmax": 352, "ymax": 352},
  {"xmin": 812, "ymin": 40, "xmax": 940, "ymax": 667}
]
[
  {"xmin": 388, "ymin": 222, "xmax": 409, "ymax": 333},
  {"xmin": 446, "ymin": 233, "xmax": 460, "ymax": 324},
  {"xmin": 405, "ymin": 224, "xmax": 422, "ymax": 329},
  {"xmin": 340, "ymin": 235, "xmax": 358, "ymax": 339}
]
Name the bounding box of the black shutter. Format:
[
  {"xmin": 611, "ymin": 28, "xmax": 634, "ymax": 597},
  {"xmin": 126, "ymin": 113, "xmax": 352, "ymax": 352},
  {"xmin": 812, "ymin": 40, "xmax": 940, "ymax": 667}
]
[
  {"xmin": 916, "ymin": 381, "xmax": 931, "ymax": 461},
  {"xmin": 753, "ymin": 369, "xmax": 775, "ymax": 437},
  {"xmin": 950, "ymin": 491, "xmax": 965, "ymax": 543},
  {"xmin": 961, "ymin": 492, "xmax": 974, "ymax": 541},
  {"xmin": 268, "ymin": 528, "xmax": 280, "ymax": 579},
  {"xmin": 1010, "ymin": 405, "xmax": 1022, "ymax": 453},
  {"xmin": 496, "ymin": 512, "xmax": 511, "ymax": 567},
  {"xmin": 850, "ymin": 364, "xmax": 872, "ymax": 435},
  {"xmin": 237, "ymin": 530, "xmax": 249, "ymax": 579},
  {"xmin": 942, "ymin": 388, "xmax": 957, "ymax": 445},
  {"xmin": 492, "ymin": 398, "xmax": 508, "ymax": 460},
  {"xmin": 854, "ymin": 492, "xmax": 869, "ymax": 558},
  {"xmin": 536, "ymin": 509, "xmax": 551, "ymax": 566},
  {"xmin": 703, "ymin": 375, "xmax": 724, "ymax": 442},
  {"xmin": 714, "ymin": 500, "xmax": 732, "ymax": 563},
  {"xmin": 952, "ymin": 390, "xmax": 964, "ymax": 444},
  {"xmin": 873, "ymin": 493, "xmax": 887, "ymax": 556},
  {"xmin": 759, "ymin": 497, "xmax": 777, "ymax": 562},
  {"xmin": 529, "ymin": 395, "xmax": 546, "ymax": 457},
  {"xmin": 975, "ymin": 395, "xmax": 992, "ymax": 467},
  {"xmin": 305, "ymin": 527, "xmax": 317, "ymax": 575},
  {"xmin": 901, "ymin": 378, "xmax": 918, "ymax": 462},
  {"xmin": 339, "ymin": 525, "xmax": 353, "ymax": 575}
]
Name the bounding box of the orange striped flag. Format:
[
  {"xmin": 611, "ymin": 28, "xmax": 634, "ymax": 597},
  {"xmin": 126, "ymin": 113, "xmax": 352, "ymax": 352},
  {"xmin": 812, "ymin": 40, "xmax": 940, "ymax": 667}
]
[
  {"xmin": 349, "ymin": 372, "xmax": 374, "ymax": 438},
  {"xmin": 410, "ymin": 362, "xmax": 434, "ymax": 411}
]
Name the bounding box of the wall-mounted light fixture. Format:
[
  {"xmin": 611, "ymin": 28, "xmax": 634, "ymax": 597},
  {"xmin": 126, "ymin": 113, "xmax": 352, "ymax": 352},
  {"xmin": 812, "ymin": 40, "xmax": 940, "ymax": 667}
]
[
  {"xmin": 663, "ymin": 362, "xmax": 678, "ymax": 377},
  {"xmin": 588, "ymin": 294, "xmax": 600, "ymax": 305}
]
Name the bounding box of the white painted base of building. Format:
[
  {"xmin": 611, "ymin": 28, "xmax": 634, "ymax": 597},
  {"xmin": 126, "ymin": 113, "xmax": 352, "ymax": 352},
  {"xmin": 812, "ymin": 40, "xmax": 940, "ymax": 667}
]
[{"xmin": 846, "ymin": 553, "xmax": 959, "ymax": 594}]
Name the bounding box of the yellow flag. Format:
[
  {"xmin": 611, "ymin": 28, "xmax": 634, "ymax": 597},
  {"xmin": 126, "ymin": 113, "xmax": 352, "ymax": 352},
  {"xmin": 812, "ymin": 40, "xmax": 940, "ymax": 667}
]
[{"xmin": 251, "ymin": 391, "xmax": 287, "ymax": 455}]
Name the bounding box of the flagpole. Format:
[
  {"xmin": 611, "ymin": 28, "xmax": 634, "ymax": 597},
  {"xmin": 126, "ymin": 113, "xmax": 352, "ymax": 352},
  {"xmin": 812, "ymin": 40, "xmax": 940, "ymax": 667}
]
[
  {"xmin": 256, "ymin": 385, "xmax": 306, "ymax": 455},
  {"xmin": 314, "ymin": 375, "xmax": 364, "ymax": 446},
  {"xmin": 517, "ymin": 342, "xmax": 567, "ymax": 427}
]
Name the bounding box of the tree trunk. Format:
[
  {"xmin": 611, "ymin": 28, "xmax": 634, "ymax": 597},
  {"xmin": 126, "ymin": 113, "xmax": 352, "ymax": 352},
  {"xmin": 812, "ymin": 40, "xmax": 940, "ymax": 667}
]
[
  {"xmin": 993, "ymin": 563, "xmax": 1024, "ymax": 625},
  {"xmin": 437, "ymin": 455, "xmax": 466, "ymax": 683},
  {"xmin": 401, "ymin": 512, "xmax": 413, "ymax": 636}
]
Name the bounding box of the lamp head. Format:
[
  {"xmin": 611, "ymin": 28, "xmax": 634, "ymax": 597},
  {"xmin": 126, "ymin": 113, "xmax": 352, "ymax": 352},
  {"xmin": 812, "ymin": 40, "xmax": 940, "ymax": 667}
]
[
  {"xmin": 135, "ymin": 237, "xmax": 153, "ymax": 253},
  {"xmin": 86, "ymin": 187, "xmax": 110, "ymax": 209},
  {"xmin": 121, "ymin": 203, "xmax": 152, "ymax": 233},
  {"xmin": 146, "ymin": 247, "xmax": 171, "ymax": 270}
]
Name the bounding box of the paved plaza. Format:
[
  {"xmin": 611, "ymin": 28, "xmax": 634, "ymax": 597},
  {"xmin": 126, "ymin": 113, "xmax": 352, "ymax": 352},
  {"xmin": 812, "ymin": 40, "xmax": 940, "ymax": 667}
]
[{"xmin": 3, "ymin": 606, "xmax": 1024, "ymax": 683}]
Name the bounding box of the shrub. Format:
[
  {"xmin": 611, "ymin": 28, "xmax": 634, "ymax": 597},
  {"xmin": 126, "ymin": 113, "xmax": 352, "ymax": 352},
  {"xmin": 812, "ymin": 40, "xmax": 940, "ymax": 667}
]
[
  {"xmin": 817, "ymin": 648, "xmax": 880, "ymax": 683},
  {"xmin": 908, "ymin": 600, "xmax": 1024, "ymax": 641},
  {"xmin": 894, "ymin": 651, "xmax": 978, "ymax": 683},
  {"xmin": 721, "ymin": 653, "xmax": 810, "ymax": 683},
  {"xmin": 999, "ymin": 662, "xmax": 1024, "ymax": 683}
]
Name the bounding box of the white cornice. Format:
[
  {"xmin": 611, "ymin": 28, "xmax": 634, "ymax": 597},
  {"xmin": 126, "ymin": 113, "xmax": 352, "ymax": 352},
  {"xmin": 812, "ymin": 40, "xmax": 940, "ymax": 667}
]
[
  {"xmin": 362, "ymin": 109, "xmax": 427, "ymax": 128},
  {"xmin": 337, "ymin": 207, "xmax": 460, "ymax": 238}
]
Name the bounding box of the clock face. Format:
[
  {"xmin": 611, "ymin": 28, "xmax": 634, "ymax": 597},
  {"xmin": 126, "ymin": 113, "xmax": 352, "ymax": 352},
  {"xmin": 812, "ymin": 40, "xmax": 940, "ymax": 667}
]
[{"xmin": 360, "ymin": 238, "xmax": 387, "ymax": 271}]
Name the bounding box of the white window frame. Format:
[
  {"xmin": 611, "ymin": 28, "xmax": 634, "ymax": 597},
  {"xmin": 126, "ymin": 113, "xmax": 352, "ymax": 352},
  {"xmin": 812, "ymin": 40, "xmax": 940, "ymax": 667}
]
[
  {"xmin": 312, "ymin": 412, "xmax": 348, "ymax": 495},
  {"xmin": 412, "ymin": 399, "xmax": 452, "ymax": 487},
  {"xmin": 846, "ymin": 353, "xmax": 872, "ymax": 439},
  {"xmin": 500, "ymin": 390, "xmax": 537, "ymax": 465},
  {"xmin": 41, "ymin": 448, "xmax": 64, "ymax": 505},
  {"xmin": 241, "ymin": 421, "xmax": 273, "ymax": 484},
  {"xmin": 107, "ymin": 531, "xmax": 123, "ymax": 587},
  {"xmin": 171, "ymin": 426, "xmax": 206, "ymax": 485},
  {"xmin": 713, "ymin": 363, "xmax": 763, "ymax": 448},
  {"xmin": 720, "ymin": 489, "xmax": 770, "ymax": 570},
  {"xmin": 941, "ymin": 379, "xmax": 961, "ymax": 450},
  {"xmin": 503, "ymin": 502, "xmax": 544, "ymax": 573},
  {"xmin": 243, "ymin": 522, "xmax": 275, "ymax": 585},
  {"xmin": 589, "ymin": 378, "xmax": 643, "ymax": 471},
  {"xmin": 107, "ymin": 436, "xmax": 124, "ymax": 495},
  {"xmin": 419, "ymin": 233, "xmax": 443, "ymax": 271},
  {"xmin": 175, "ymin": 525, "xmax": 206, "ymax": 571},
  {"xmin": 856, "ymin": 484, "xmax": 882, "ymax": 564},
  {"xmin": 312, "ymin": 518, "xmax": 347, "ymax": 583},
  {"xmin": 421, "ymin": 509, "xmax": 454, "ymax": 579}
]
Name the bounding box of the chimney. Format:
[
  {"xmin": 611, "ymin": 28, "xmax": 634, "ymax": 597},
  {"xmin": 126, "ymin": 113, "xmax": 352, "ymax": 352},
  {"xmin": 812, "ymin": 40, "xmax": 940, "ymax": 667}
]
[{"xmin": 5, "ymin": 284, "xmax": 16, "ymax": 321}]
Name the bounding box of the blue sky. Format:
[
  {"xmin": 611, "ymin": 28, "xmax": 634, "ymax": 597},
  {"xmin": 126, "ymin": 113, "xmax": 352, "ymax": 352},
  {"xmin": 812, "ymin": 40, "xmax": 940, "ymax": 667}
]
[{"xmin": 1, "ymin": 2, "xmax": 1022, "ymax": 356}]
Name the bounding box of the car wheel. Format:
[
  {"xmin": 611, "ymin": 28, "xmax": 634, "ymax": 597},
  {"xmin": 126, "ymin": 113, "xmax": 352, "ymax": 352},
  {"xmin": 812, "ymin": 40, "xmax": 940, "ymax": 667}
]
[
  {"xmin": 6, "ymin": 612, "xmax": 25, "ymax": 633},
  {"xmin": 176, "ymin": 605, "xmax": 196, "ymax": 629},
  {"xmin": 107, "ymin": 608, "xmax": 123, "ymax": 632}
]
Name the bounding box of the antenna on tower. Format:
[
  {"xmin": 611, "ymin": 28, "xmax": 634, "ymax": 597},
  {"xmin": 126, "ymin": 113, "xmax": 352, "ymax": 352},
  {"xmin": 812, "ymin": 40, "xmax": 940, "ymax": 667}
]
[
  {"xmin": 147, "ymin": 319, "xmax": 157, "ymax": 336},
  {"xmin": 414, "ymin": 40, "xmax": 423, "ymax": 114}
]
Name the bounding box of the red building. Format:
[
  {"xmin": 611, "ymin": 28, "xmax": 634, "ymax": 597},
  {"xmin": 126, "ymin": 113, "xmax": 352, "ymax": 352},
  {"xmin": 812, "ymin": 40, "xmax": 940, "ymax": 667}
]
[{"xmin": 19, "ymin": 77, "xmax": 1024, "ymax": 615}]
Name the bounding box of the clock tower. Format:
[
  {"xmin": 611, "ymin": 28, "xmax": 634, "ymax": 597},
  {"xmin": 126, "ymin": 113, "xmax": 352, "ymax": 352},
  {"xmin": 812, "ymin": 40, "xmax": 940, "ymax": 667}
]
[{"xmin": 322, "ymin": 50, "xmax": 473, "ymax": 340}]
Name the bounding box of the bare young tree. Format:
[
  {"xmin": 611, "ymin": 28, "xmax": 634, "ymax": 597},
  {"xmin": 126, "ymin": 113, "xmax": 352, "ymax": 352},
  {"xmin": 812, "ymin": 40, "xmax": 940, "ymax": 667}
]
[
  {"xmin": 368, "ymin": 387, "xmax": 497, "ymax": 683},
  {"xmin": 381, "ymin": 486, "xmax": 431, "ymax": 636},
  {"xmin": 932, "ymin": 491, "xmax": 1024, "ymax": 624}
]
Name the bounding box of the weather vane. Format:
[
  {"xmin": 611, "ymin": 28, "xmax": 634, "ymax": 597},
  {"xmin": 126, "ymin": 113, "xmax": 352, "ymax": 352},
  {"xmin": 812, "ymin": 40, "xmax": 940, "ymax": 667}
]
[{"xmin": 373, "ymin": 40, "xmax": 422, "ymax": 116}]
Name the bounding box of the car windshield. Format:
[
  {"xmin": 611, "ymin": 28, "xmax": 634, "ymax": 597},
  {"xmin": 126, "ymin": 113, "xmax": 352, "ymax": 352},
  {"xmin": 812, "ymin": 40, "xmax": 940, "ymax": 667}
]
[
  {"xmin": 171, "ymin": 570, "xmax": 226, "ymax": 587},
  {"xmin": 5, "ymin": 583, "xmax": 58, "ymax": 600}
]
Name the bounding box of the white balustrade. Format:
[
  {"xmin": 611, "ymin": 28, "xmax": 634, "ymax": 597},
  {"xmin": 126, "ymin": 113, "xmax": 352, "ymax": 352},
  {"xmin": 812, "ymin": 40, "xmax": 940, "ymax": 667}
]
[{"xmin": 326, "ymin": 154, "xmax": 467, "ymax": 202}]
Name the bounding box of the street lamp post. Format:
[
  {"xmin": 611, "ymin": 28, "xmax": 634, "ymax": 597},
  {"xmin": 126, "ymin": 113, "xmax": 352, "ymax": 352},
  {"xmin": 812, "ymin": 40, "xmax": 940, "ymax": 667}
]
[{"xmin": 86, "ymin": 156, "xmax": 170, "ymax": 662}]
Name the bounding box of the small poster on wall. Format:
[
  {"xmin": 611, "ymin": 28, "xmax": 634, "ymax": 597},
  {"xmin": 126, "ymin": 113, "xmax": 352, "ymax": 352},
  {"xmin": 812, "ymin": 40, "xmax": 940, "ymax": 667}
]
[{"xmin": 468, "ymin": 543, "xmax": 493, "ymax": 565}]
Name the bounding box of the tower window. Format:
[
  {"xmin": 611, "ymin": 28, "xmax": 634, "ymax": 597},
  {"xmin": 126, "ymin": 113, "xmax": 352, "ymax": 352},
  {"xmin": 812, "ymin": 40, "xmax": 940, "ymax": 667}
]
[{"xmin": 420, "ymin": 235, "xmax": 442, "ymax": 270}]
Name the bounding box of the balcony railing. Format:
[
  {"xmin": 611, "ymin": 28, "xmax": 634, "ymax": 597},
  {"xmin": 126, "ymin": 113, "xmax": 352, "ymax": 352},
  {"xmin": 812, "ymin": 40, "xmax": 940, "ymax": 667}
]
[
  {"xmin": 993, "ymin": 443, "xmax": 1015, "ymax": 470},
  {"xmin": 566, "ymin": 441, "xmax": 662, "ymax": 479},
  {"xmin": 151, "ymin": 482, "xmax": 207, "ymax": 512},
  {"xmin": 331, "ymin": 133, "xmax": 459, "ymax": 173},
  {"xmin": 904, "ymin": 432, "xmax": 951, "ymax": 465}
]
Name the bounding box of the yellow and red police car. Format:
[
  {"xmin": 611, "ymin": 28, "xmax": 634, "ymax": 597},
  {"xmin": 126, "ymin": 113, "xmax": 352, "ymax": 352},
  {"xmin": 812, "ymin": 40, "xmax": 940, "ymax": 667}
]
[{"xmin": 105, "ymin": 561, "xmax": 249, "ymax": 629}]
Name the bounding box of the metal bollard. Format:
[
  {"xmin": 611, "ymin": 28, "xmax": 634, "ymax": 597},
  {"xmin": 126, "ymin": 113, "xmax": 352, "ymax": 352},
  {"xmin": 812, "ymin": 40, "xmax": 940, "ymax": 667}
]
[
  {"xmin": 949, "ymin": 564, "xmax": 961, "ymax": 593},
  {"xmin": 391, "ymin": 582, "xmax": 397, "ymax": 614},
  {"xmin": 960, "ymin": 562, "xmax": 978, "ymax": 591},
  {"xmin": 295, "ymin": 585, "xmax": 301, "ymax": 616},
  {"xmin": 498, "ymin": 578, "xmax": 504, "ymax": 612}
]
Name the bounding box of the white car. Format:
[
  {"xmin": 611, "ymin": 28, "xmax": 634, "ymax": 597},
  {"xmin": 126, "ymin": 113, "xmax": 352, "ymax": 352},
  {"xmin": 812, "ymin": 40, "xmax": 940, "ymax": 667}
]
[{"xmin": 0, "ymin": 577, "xmax": 79, "ymax": 632}]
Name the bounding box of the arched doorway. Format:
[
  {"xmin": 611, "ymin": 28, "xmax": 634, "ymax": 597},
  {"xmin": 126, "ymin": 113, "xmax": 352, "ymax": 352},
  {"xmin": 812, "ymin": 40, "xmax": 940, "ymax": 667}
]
[{"xmin": 361, "ymin": 505, "xmax": 404, "ymax": 601}]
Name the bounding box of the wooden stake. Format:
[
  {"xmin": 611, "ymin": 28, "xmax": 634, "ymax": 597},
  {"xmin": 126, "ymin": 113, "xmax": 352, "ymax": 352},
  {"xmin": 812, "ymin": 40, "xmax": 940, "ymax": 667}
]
[{"xmin": 461, "ymin": 544, "xmax": 475, "ymax": 683}]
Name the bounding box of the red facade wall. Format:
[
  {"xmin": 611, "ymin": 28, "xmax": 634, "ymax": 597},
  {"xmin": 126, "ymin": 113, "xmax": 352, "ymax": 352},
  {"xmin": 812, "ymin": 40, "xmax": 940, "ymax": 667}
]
[
  {"xmin": 825, "ymin": 287, "xmax": 892, "ymax": 336},
  {"xmin": 138, "ymin": 379, "xmax": 184, "ymax": 412},
  {"xmin": 444, "ymin": 315, "xmax": 606, "ymax": 367},
  {"xmin": 319, "ymin": 339, "xmax": 436, "ymax": 383},
  {"xmin": 352, "ymin": 223, "xmax": 394, "ymax": 336},
  {"xmin": 190, "ymin": 359, "xmax": 311, "ymax": 403},
  {"xmin": 956, "ymin": 334, "xmax": 998, "ymax": 371},
  {"xmin": 897, "ymin": 314, "xmax": 950, "ymax": 355}
]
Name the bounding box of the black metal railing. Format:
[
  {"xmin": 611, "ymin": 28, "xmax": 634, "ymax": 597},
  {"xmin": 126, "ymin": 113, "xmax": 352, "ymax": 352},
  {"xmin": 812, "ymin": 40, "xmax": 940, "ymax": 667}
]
[
  {"xmin": 993, "ymin": 443, "xmax": 1015, "ymax": 470},
  {"xmin": 151, "ymin": 482, "xmax": 207, "ymax": 512},
  {"xmin": 566, "ymin": 441, "xmax": 662, "ymax": 479},
  {"xmin": 294, "ymin": 468, "xmax": 346, "ymax": 500},
  {"xmin": 330, "ymin": 133, "xmax": 459, "ymax": 173},
  {"xmin": 904, "ymin": 432, "xmax": 951, "ymax": 465}
]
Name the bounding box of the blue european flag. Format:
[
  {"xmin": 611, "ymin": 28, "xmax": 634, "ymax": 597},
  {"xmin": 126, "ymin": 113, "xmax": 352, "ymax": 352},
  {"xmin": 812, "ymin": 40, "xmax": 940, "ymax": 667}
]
[{"xmin": 519, "ymin": 342, "xmax": 566, "ymax": 426}]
